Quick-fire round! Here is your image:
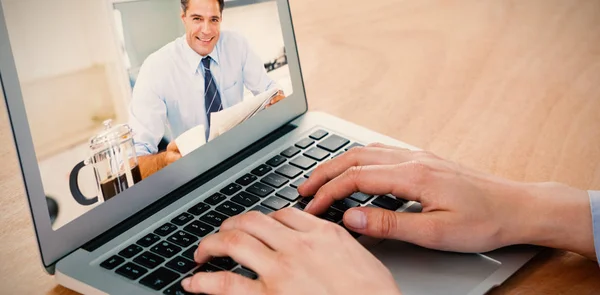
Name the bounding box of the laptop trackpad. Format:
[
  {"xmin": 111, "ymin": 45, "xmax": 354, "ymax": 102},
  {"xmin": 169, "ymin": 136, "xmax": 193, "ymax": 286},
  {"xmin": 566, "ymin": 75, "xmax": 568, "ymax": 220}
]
[{"xmin": 369, "ymin": 239, "xmax": 501, "ymax": 295}]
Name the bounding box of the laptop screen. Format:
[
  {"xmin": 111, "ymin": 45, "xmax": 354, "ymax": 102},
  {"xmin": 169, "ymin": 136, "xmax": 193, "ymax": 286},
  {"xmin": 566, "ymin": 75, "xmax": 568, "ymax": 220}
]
[{"xmin": 2, "ymin": 0, "xmax": 294, "ymax": 231}]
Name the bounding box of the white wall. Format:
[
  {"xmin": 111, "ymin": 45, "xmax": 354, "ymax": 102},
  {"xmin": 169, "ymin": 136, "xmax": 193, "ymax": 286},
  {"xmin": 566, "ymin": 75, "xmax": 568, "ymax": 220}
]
[
  {"xmin": 222, "ymin": 1, "xmax": 285, "ymax": 63},
  {"xmin": 2, "ymin": 0, "xmax": 121, "ymax": 83},
  {"xmin": 1, "ymin": 0, "xmax": 131, "ymax": 159}
]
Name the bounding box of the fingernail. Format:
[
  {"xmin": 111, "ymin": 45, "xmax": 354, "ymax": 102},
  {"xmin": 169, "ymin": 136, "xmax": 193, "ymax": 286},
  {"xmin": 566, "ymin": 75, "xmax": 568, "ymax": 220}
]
[
  {"xmin": 304, "ymin": 200, "xmax": 314, "ymax": 212},
  {"xmin": 181, "ymin": 277, "xmax": 191, "ymax": 289},
  {"xmin": 193, "ymin": 248, "xmax": 198, "ymax": 258},
  {"xmin": 345, "ymin": 209, "xmax": 367, "ymax": 229}
]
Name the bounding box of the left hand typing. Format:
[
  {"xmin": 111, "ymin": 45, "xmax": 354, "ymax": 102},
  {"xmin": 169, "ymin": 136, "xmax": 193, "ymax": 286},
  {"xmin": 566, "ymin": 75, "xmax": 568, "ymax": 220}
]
[{"xmin": 181, "ymin": 208, "xmax": 401, "ymax": 295}]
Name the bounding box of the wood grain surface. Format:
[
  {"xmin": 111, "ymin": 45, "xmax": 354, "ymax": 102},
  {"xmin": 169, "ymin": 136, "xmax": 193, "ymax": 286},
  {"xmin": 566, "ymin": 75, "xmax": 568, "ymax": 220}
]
[{"xmin": 1, "ymin": 0, "xmax": 599, "ymax": 294}]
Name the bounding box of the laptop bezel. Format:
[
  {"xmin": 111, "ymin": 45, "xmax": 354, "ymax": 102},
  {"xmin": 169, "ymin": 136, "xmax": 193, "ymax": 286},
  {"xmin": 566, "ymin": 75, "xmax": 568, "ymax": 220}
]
[{"xmin": 0, "ymin": 0, "xmax": 307, "ymax": 270}]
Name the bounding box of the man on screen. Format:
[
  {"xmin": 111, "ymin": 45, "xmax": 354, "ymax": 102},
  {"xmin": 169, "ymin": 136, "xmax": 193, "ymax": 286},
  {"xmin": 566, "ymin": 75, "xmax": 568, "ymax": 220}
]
[{"xmin": 128, "ymin": 0, "xmax": 285, "ymax": 179}]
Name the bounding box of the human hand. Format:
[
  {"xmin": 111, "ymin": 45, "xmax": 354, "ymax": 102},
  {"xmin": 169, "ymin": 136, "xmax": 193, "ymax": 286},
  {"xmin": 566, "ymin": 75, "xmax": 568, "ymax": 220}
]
[
  {"xmin": 298, "ymin": 143, "xmax": 595, "ymax": 258},
  {"xmin": 182, "ymin": 208, "xmax": 401, "ymax": 295},
  {"xmin": 265, "ymin": 90, "xmax": 285, "ymax": 108},
  {"xmin": 164, "ymin": 141, "xmax": 182, "ymax": 165}
]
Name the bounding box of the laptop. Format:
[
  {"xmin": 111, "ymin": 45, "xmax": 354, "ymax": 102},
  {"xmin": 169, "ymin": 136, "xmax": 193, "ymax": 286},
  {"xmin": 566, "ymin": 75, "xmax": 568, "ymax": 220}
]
[{"xmin": 0, "ymin": 0, "xmax": 539, "ymax": 294}]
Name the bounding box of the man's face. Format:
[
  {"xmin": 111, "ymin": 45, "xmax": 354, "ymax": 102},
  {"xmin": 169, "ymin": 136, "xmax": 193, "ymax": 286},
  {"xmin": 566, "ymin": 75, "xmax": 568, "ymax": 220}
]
[{"xmin": 181, "ymin": 0, "xmax": 221, "ymax": 56}]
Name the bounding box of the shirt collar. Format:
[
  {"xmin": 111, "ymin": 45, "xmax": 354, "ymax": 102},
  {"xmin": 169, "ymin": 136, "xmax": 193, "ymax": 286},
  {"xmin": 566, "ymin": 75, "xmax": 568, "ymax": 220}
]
[{"xmin": 181, "ymin": 35, "xmax": 220, "ymax": 74}]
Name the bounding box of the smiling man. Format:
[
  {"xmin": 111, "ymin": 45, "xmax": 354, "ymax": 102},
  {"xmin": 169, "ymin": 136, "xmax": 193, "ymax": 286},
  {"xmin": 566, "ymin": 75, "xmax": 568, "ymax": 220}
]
[{"xmin": 128, "ymin": 0, "xmax": 285, "ymax": 179}]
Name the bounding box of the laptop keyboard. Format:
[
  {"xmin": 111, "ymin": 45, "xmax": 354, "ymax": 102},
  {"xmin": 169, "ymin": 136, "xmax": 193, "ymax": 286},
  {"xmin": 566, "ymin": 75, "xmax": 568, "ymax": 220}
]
[{"xmin": 99, "ymin": 129, "xmax": 408, "ymax": 294}]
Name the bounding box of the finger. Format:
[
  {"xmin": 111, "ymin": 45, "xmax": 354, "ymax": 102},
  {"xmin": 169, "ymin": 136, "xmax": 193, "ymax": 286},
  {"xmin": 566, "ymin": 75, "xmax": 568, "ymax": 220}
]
[
  {"xmin": 268, "ymin": 207, "xmax": 324, "ymax": 232},
  {"xmin": 219, "ymin": 211, "xmax": 298, "ymax": 250},
  {"xmin": 342, "ymin": 207, "xmax": 445, "ymax": 248},
  {"xmin": 305, "ymin": 162, "xmax": 427, "ymax": 214},
  {"xmin": 343, "ymin": 207, "xmax": 444, "ymax": 248},
  {"xmin": 194, "ymin": 230, "xmax": 276, "ymax": 274},
  {"xmin": 182, "ymin": 271, "xmax": 263, "ymax": 295},
  {"xmin": 298, "ymin": 146, "xmax": 415, "ymax": 197}
]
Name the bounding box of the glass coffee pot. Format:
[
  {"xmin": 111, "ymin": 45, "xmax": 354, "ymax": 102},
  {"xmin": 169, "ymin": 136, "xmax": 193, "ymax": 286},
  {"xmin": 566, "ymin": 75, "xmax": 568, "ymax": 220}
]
[{"xmin": 69, "ymin": 119, "xmax": 142, "ymax": 205}]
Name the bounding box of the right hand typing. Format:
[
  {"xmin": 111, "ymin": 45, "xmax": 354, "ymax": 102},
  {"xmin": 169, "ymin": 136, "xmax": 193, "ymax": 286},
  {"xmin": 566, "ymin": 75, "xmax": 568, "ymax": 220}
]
[{"xmin": 298, "ymin": 143, "xmax": 595, "ymax": 258}]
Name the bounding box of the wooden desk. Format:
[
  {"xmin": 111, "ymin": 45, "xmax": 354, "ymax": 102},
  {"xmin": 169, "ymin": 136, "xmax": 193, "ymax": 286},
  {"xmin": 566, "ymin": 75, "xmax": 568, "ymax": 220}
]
[{"xmin": 1, "ymin": 0, "xmax": 599, "ymax": 294}]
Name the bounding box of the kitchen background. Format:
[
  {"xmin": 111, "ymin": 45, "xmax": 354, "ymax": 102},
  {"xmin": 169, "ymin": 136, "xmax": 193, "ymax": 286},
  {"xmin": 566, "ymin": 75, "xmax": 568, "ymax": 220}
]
[{"xmin": 1, "ymin": 0, "xmax": 293, "ymax": 230}]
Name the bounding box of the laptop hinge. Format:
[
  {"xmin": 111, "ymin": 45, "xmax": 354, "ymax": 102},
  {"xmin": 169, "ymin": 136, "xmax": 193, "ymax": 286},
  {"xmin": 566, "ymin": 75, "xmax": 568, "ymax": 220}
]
[{"xmin": 82, "ymin": 123, "xmax": 297, "ymax": 251}]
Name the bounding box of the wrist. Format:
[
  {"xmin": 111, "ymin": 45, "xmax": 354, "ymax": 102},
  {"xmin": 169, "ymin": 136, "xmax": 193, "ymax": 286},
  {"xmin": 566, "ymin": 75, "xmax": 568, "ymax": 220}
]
[{"xmin": 509, "ymin": 182, "xmax": 595, "ymax": 258}]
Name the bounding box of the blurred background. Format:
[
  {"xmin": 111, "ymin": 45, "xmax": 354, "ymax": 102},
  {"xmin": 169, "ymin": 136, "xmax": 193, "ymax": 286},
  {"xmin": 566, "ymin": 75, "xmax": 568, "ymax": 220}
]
[{"xmin": 1, "ymin": 0, "xmax": 292, "ymax": 230}]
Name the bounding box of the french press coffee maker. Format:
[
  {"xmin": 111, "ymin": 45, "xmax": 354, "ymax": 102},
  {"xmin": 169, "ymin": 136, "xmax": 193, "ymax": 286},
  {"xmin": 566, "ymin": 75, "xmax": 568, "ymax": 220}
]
[{"xmin": 69, "ymin": 120, "xmax": 142, "ymax": 205}]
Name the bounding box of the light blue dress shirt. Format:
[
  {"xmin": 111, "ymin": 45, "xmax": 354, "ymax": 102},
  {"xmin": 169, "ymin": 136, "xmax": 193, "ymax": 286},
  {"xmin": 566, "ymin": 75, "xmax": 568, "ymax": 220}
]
[
  {"xmin": 590, "ymin": 190, "xmax": 600, "ymax": 265},
  {"xmin": 128, "ymin": 31, "xmax": 277, "ymax": 156}
]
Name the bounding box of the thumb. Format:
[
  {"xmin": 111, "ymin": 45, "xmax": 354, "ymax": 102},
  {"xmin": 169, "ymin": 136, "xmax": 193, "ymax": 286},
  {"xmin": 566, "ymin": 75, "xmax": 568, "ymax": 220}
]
[{"xmin": 343, "ymin": 207, "xmax": 432, "ymax": 243}]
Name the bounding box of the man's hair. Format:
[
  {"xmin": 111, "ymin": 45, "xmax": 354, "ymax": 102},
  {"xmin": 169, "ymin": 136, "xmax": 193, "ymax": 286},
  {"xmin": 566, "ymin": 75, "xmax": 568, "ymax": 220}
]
[{"xmin": 181, "ymin": 0, "xmax": 225, "ymax": 14}]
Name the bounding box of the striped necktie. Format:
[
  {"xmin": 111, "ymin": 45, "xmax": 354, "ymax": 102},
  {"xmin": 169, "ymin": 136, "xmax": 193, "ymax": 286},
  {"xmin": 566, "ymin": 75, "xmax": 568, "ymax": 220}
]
[{"xmin": 202, "ymin": 57, "xmax": 223, "ymax": 131}]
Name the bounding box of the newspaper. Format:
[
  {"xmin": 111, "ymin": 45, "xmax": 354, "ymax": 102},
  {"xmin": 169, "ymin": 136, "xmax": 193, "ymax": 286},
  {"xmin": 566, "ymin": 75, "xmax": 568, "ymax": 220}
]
[
  {"xmin": 175, "ymin": 88, "xmax": 280, "ymax": 156},
  {"xmin": 208, "ymin": 87, "xmax": 280, "ymax": 141}
]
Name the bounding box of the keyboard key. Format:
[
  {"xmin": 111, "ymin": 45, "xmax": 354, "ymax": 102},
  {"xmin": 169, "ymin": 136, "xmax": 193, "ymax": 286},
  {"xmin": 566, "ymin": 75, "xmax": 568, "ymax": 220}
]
[
  {"xmin": 303, "ymin": 147, "xmax": 330, "ymax": 161},
  {"xmin": 184, "ymin": 220, "xmax": 214, "ymax": 237},
  {"xmin": 204, "ymin": 193, "xmax": 227, "ymax": 206},
  {"xmin": 332, "ymin": 151, "xmax": 344, "ymax": 158},
  {"xmin": 250, "ymin": 205, "xmax": 274, "ymax": 214},
  {"xmin": 220, "ymin": 183, "xmax": 242, "ymax": 196},
  {"xmin": 187, "ymin": 202, "xmax": 210, "ymax": 216},
  {"xmin": 332, "ymin": 198, "xmax": 360, "ymax": 212},
  {"xmin": 119, "ymin": 244, "xmax": 143, "ymax": 259},
  {"xmin": 309, "ymin": 129, "xmax": 329, "ymax": 140},
  {"xmin": 299, "ymin": 196, "xmax": 313, "ymax": 205},
  {"xmin": 295, "ymin": 138, "xmax": 315, "ymax": 149},
  {"xmin": 276, "ymin": 186, "xmax": 300, "ymax": 201},
  {"xmin": 171, "ymin": 212, "xmax": 194, "ymax": 226},
  {"xmin": 155, "ymin": 223, "xmax": 178, "ymax": 237},
  {"xmin": 209, "ymin": 257, "xmax": 238, "ymax": 270},
  {"xmin": 235, "ymin": 174, "xmax": 257, "ymax": 186},
  {"xmin": 261, "ymin": 196, "xmax": 289, "ymax": 211},
  {"xmin": 292, "ymin": 202, "xmax": 305, "ymax": 210},
  {"xmin": 140, "ymin": 267, "xmax": 179, "ymax": 291},
  {"xmin": 151, "ymin": 241, "xmax": 182, "ymax": 258},
  {"xmin": 166, "ymin": 256, "xmax": 197, "ymax": 273},
  {"xmin": 348, "ymin": 192, "xmax": 373, "ymax": 204},
  {"xmin": 290, "ymin": 178, "xmax": 307, "ymax": 188},
  {"xmin": 115, "ymin": 262, "xmax": 148, "ymax": 280},
  {"xmin": 280, "ymin": 146, "xmax": 301, "ymax": 158},
  {"xmin": 233, "ymin": 267, "xmax": 258, "ymax": 280},
  {"xmin": 317, "ymin": 134, "xmax": 350, "ymax": 152},
  {"xmin": 289, "ymin": 155, "xmax": 317, "ymax": 170},
  {"xmin": 168, "ymin": 231, "xmax": 199, "ymax": 248},
  {"xmin": 182, "ymin": 245, "xmax": 197, "ymax": 261},
  {"xmin": 133, "ymin": 252, "xmax": 165, "ymax": 269},
  {"xmin": 266, "ymin": 155, "xmax": 287, "ymax": 167},
  {"xmin": 275, "ymin": 164, "xmax": 303, "ymax": 179},
  {"xmin": 246, "ymin": 182, "xmax": 274, "ymax": 198},
  {"xmin": 231, "ymin": 192, "xmax": 260, "ymax": 207},
  {"xmin": 100, "ymin": 255, "xmax": 124, "ymax": 270},
  {"xmin": 200, "ymin": 211, "xmax": 229, "ymax": 227},
  {"xmin": 304, "ymin": 169, "xmax": 314, "ymax": 178},
  {"xmin": 163, "ymin": 278, "xmax": 193, "ymax": 295},
  {"xmin": 251, "ymin": 164, "xmax": 272, "ymax": 177},
  {"xmin": 261, "ymin": 173, "xmax": 289, "ymax": 188},
  {"xmin": 319, "ymin": 208, "xmax": 344, "ymax": 223},
  {"xmin": 372, "ymin": 195, "xmax": 404, "ymax": 211},
  {"xmin": 216, "ymin": 201, "xmax": 246, "ymax": 216},
  {"xmin": 194, "ymin": 263, "xmax": 223, "ymax": 274},
  {"xmin": 345, "ymin": 142, "xmax": 364, "ymax": 151},
  {"xmin": 137, "ymin": 233, "xmax": 161, "ymax": 247}
]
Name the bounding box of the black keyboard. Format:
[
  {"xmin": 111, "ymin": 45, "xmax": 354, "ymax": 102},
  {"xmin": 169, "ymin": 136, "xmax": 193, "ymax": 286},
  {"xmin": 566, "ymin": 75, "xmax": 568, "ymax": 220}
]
[{"xmin": 99, "ymin": 129, "xmax": 407, "ymax": 294}]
